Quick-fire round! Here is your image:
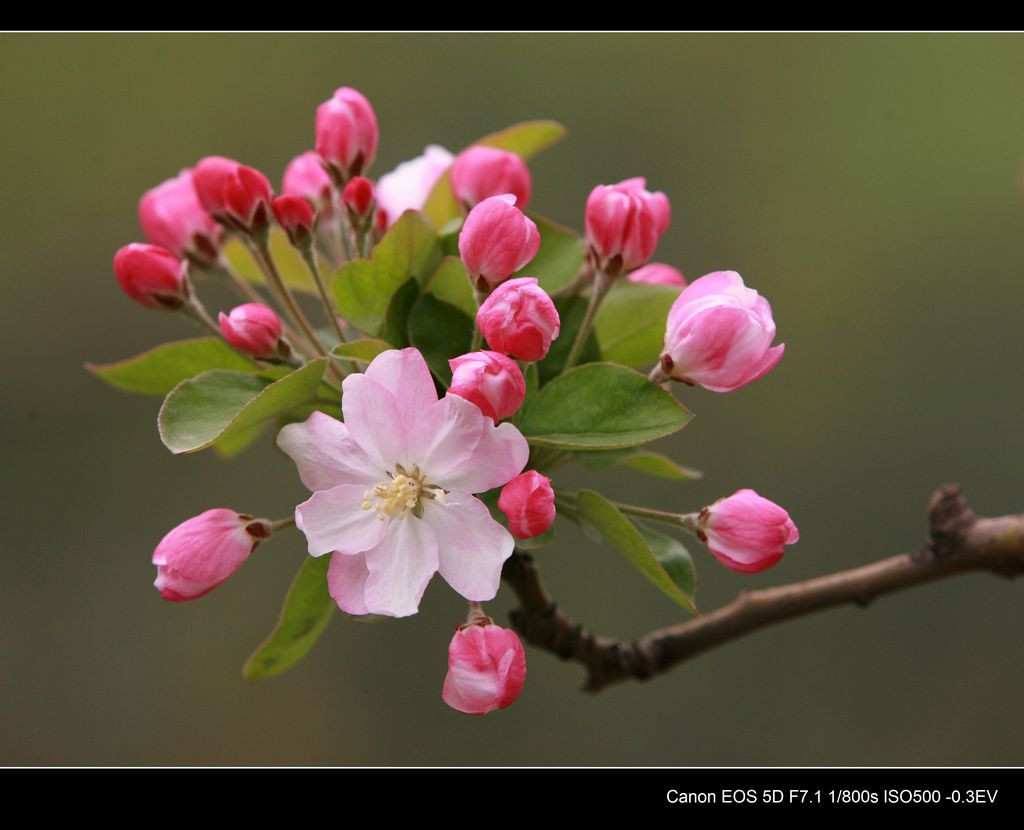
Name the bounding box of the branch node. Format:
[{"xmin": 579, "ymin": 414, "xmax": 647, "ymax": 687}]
[{"xmin": 927, "ymin": 483, "xmax": 976, "ymax": 559}]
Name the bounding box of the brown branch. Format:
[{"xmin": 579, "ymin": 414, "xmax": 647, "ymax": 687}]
[{"xmin": 501, "ymin": 484, "xmax": 1024, "ymax": 693}]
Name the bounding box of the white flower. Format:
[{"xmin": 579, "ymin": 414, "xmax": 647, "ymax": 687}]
[{"xmin": 277, "ymin": 348, "xmax": 528, "ymax": 617}]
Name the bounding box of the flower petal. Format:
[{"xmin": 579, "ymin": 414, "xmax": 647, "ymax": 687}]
[
  {"xmin": 327, "ymin": 551, "xmax": 370, "ymax": 615},
  {"xmin": 436, "ymin": 420, "xmax": 529, "ymax": 494},
  {"xmin": 363, "ymin": 517, "xmax": 439, "ymax": 617},
  {"xmin": 423, "ymin": 493, "xmax": 514, "ymax": 601},
  {"xmin": 409, "ymin": 394, "xmax": 486, "ymax": 482},
  {"xmin": 340, "ymin": 373, "xmax": 411, "ymax": 471},
  {"xmin": 295, "ymin": 484, "xmax": 387, "ymax": 557},
  {"xmin": 363, "ymin": 348, "xmax": 438, "ymax": 412},
  {"xmin": 277, "ymin": 411, "xmax": 382, "ymax": 491}
]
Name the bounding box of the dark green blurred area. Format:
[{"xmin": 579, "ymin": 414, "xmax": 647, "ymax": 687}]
[{"xmin": 3, "ymin": 33, "xmax": 1023, "ymax": 765}]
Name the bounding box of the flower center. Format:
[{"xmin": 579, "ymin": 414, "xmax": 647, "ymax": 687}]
[{"xmin": 361, "ymin": 465, "xmax": 446, "ymax": 521}]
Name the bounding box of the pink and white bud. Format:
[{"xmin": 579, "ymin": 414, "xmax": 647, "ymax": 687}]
[
  {"xmin": 448, "ymin": 351, "xmax": 526, "ymax": 424},
  {"xmin": 282, "ymin": 151, "xmax": 336, "ymax": 215},
  {"xmin": 585, "ymin": 177, "xmax": 671, "ymax": 274},
  {"xmin": 498, "ymin": 471, "xmax": 555, "ymax": 540},
  {"xmin": 450, "ymin": 146, "xmax": 532, "ymax": 210},
  {"xmin": 660, "ymin": 270, "xmax": 784, "ymax": 393},
  {"xmin": 442, "ymin": 622, "xmax": 527, "ymax": 715},
  {"xmin": 315, "ymin": 87, "xmax": 379, "ymax": 181},
  {"xmin": 113, "ymin": 243, "xmax": 188, "ymax": 310},
  {"xmin": 342, "ymin": 176, "xmax": 375, "ymax": 219},
  {"xmin": 628, "ymin": 262, "xmax": 686, "ymax": 287},
  {"xmin": 476, "ymin": 277, "xmax": 561, "ymax": 362},
  {"xmin": 375, "ymin": 144, "xmax": 453, "ymax": 226},
  {"xmin": 696, "ymin": 489, "xmax": 799, "ymax": 574},
  {"xmin": 153, "ymin": 508, "xmax": 270, "ymax": 602},
  {"xmin": 193, "ymin": 156, "xmax": 273, "ymax": 232},
  {"xmin": 218, "ymin": 303, "xmax": 283, "ymax": 357},
  {"xmin": 458, "ymin": 195, "xmax": 540, "ymax": 290},
  {"xmin": 272, "ymin": 194, "xmax": 316, "ymax": 247},
  {"xmin": 138, "ymin": 168, "xmax": 222, "ymax": 261}
]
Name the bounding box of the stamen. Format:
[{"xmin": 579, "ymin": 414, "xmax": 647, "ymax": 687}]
[{"xmin": 360, "ymin": 469, "xmax": 447, "ymax": 520}]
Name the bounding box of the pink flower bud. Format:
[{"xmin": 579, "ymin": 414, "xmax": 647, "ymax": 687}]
[
  {"xmin": 193, "ymin": 156, "xmax": 273, "ymax": 232},
  {"xmin": 272, "ymin": 194, "xmax": 316, "ymax": 247},
  {"xmin": 113, "ymin": 243, "xmax": 188, "ymax": 309},
  {"xmin": 448, "ymin": 351, "xmax": 526, "ymax": 424},
  {"xmin": 458, "ymin": 195, "xmax": 540, "ymax": 290},
  {"xmin": 152, "ymin": 509, "xmax": 270, "ymax": 601},
  {"xmin": 628, "ymin": 262, "xmax": 686, "ymax": 287},
  {"xmin": 660, "ymin": 270, "xmax": 784, "ymax": 393},
  {"xmin": 476, "ymin": 277, "xmax": 561, "ymax": 361},
  {"xmin": 375, "ymin": 144, "xmax": 453, "ymax": 227},
  {"xmin": 450, "ymin": 146, "xmax": 532, "ymax": 210},
  {"xmin": 442, "ymin": 622, "xmax": 526, "ymax": 715},
  {"xmin": 282, "ymin": 151, "xmax": 335, "ymax": 214},
  {"xmin": 498, "ymin": 471, "xmax": 555, "ymax": 540},
  {"xmin": 315, "ymin": 87, "xmax": 379, "ymax": 180},
  {"xmin": 697, "ymin": 489, "xmax": 799, "ymax": 574},
  {"xmin": 585, "ymin": 177, "xmax": 671, "ymax": 274},
  {"xmin": 342, "ymin": 176, "xmax": 375, "ymax": 219},
  {"xmin": 138, "ymin": 168, "xmax": 222, "ymax": 261},
  {"xmin": 218, "ymin": 303, "xmax": 283, "ymax": 357}
]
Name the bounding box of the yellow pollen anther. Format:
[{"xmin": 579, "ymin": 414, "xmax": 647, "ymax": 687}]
[{"xmin": 361, "ymin": 470, "xmax": 445, "ymax": 520}]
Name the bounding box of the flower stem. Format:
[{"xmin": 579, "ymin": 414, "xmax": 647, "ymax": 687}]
[
  {"xmin": 245, "ymin": 232, "xmax": 346, "ymax": 382},
  {"xmin": 210, "ymin": 254, "xmax": 314, "ymax": 360},
  {"xmin": 562, "ymin": 268, "xmax": 611, "ymax": 372},
  {"xmin": 270, "ymin": 516, "xmax": 296, "ymax": 533},
  {"xmin": 555, "ymin": 490, "xmax": 697, "ymax": 531},
  {"xmin": 300, "ymin": 248, "xmax": 347, "ymax": 344}
]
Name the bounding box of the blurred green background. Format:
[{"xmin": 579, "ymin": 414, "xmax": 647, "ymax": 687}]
[{"xmin": 3, "ymin": 33, "xmax": 1023, "ymax": 765}]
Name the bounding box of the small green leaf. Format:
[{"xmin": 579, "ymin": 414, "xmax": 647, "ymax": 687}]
[
  {"xmin": 523, "ymin": 213, "xmax": 585, "ymax": 294},
  {"xmin": 633, "ymin": 521, "xmax": 697, "ymax": 604},
  {"xmin": 159, "ymin": 359, "xmax": 327, "ymax": 454},
  {"xmin": 383, "ymin": 277, "xmax": 420, "ymax": 348},
  {"xmin": 407, "ymin": 293, "xmax": 474, "ymax": 385},
  {"xmin": 594, "ymin": 282, "xmax": 681, "ymax": 367},
  {"xmin": 518, "ymin": 362, "xmax": 692, "ymax": 450},
  {"xmin": 423, "ymin": 120, "xmax": 567, "ymax": 228},
  {"xmin": 244, "ymin": 555, "xmax": 335, "ymax": 682},
  {"xmin": 536, "ymin": 295, "xmax": 601, "ymax": 384},
  {"xmin": 222, "ymin": 227, "xmax": 317, "ymax": 293},
  {"xmin": 425, "ymin": 256, "xmax": 476, "ymax": 318},
  {"xmin": 581, "ymin": 449, "xmax": 703, "ymax": 481},
  {"xmin": 86, "ymin": 338, "xmax": 258, "ymax": 397},
  {"xmin": 575, "ymin": 490, "xmax": 697, "ymax": 614},
  {"xmin": 212, "ymin": 420, "xmax": 269, "ymax": 459},
  {"xmin": 331, "ymin": 338, "xmax": 394, "ymax": 364},
  {"xmin": 332, "ymin": 212, "xmax": 441, "ymax": 336}
]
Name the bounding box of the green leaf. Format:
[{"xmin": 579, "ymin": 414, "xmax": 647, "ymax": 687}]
[
  {"xmin": 212, "ymin": 420, "xmax": 269, "ymax": 459},
  {"xmin": 331, "ymin": 338, "xmax": 394, "ymax": 364},
  {"xmin": 518, "ymin": 362, "xmax": 691, "ymax": 450},
  {"xmin": 425, "ymin": 256, "xmax": 476, "ymax": 318},
  {"xmin": 159, "ymin": 359, "xmax": 327, "ymax": 454},
  {"xmin": 222, "ymin": 227, "xmax": 317, "ymax": 293},
  {"xmin": 536, "ymin": 295, "xmax": 601, "ymax": 384},
  {"xmin": 594, "ymin": 282, "xmax": 681, "ymax": 367},
  {"xmin": 383, "ymin": 277, "xmax": 420, "ymax": 348},
  {"xmin": 633, "ymin": 522, "xmax": 697, "ymax": 604},
  {"xmin": 423, "ymin": 120, "xmax": 567, "ymax": 228},
  {"xmin": 523, "ymin": 213, "xmax": 585, "ymax": 293},
  {"xmin": 575, "ymin": 490, "xmax": 697, "ymax": 614},
  {"xmin": 244, "ymin": 555, "xmax": 335, "ymax": 682},
  {"xmin": 407, "ymin": 293, "xmax": 474, "ymax": 386},
  {"xmin": 332, "ymin": 212, "xmax": 441, "ymax": 336},
  {"xmin": 581, "ymin": 449, "xmax": 703, "ymax": 481},
  {"xmin": 524, "ymin": 361, "xmax": 540, "ymax": 398},
  {"xmin": 86, "ymin": 338, "xmax": 258, "ymax": 397}
]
